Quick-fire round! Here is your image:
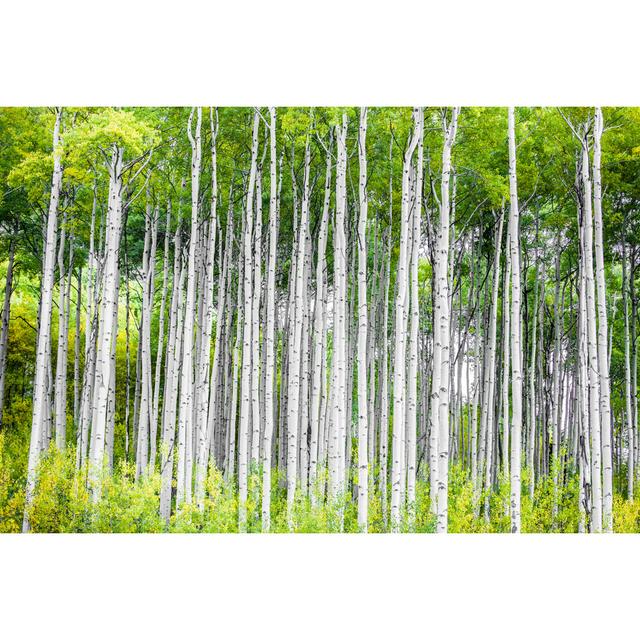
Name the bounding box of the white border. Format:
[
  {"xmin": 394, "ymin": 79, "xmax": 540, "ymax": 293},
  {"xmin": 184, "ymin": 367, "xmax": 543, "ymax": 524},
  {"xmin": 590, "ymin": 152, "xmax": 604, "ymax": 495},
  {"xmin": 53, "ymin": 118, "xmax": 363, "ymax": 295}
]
[{"xmin": 2, "ymin": 2, "xmax": 640, "ymax": 638}]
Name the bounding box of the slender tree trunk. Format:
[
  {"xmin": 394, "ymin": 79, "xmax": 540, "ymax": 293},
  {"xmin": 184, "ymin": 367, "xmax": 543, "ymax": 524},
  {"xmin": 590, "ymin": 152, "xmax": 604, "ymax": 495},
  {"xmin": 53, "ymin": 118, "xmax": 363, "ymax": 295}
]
[
  {"xmin": 507, "ymin": 107, "xmax": 523, "ymax": 533},
  {"xmin": 391, "ymin": 109, "xmax": 420, "ymax": 531},
  {"xmin": 433, "ymin": 107, "xmax": 459, "ymax": 533},
  {"xmin": 356, "ymin": 107, "xmax": 369, "ymax": 531},
  {"xmin": 238, "ymin": 110, "xmax": 260, "ymax": 530},
  {"xmin": 177, "ymin": 107, "xmax": 202, "ymax": 508},
  {"xmin": 593, "ymin": 107, "xmax": 613, "ymax": 532},
  {"xmin": 24, "ymin": 108, "xmax": 63, "ymax": 531},
  {"xmin": 0, "ymin": 238, "xmax": 16, "ymax": 428}
]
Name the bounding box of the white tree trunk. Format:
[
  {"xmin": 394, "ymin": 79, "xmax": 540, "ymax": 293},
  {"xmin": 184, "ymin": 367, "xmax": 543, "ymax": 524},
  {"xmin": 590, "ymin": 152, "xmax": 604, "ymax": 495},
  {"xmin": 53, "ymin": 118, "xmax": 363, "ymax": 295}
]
[
  {"xmin": 177, "ymin": 107, "xmax": 202, "ymax": 508},
  {"xmin": 356, "ymin": 107, "xmax": 369, "ymax": 531},
  {"xmin": 507, "ymin": 107, "xmax": 523, "ymax": 533},
  {"xmin": 391, "ymin": 109, "xmax": 420, "ymax": 530},
  {"xmin": 592, "ymin": 107, "xmax": 613, "ymax": 532},
  {"xmin": 89, "ymin": 144, "xmax": 124, "ymax": 503},
  {"xmin": 406, "ymin": 108, "xmax": 424, "ymax": 526},
  {"xmin": 433, "ymin": 107, "xmax": 459, "ymax": 533},
  {"xmin": 238, "ymin": 110, "xmax": 260, "ymax": 530}
]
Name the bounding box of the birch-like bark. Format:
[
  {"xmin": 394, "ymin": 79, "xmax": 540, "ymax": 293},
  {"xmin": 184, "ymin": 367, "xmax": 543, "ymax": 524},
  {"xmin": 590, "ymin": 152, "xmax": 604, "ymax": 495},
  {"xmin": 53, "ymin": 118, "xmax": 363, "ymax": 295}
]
[
  {"xmin": 72, "ymin": 268, "xmax": 82, "ymax": 430},
  {"xmin": 177, "ymin": 107, "xmax": 202, "ymax": 508},
  {"xmin": 194, "ymin": 108, "xmax": 219, "ymax": 509},
  {"xmin": 593, "ymin": 107, "xmax": 613, "ymax": 532},
  {"xmin": 391, "ymin": 109, "xmax": 420, "ymax": 530},
  {"xmin": 356, "ymin": 107, "xmax": 369, "ymax": 531},
  {"xmin": 579, "ymin": 135, "xmax": 602, "ymax": 532},
  {"xmin": 309, "ymin": 130, "xmax": 332, "ymax": 502},
  {"xmin": 482, "ymin": 212, "xmax": 504, "ymax": 520},
  {"xmin": 286, "ymin": 131, "xmax": 311, "ymax": 527},
  {"xmin": 151, "ymin": 202, "xmax": 172, "ymax": 471},
  {"xmin": 623, "ymin": 238, "xmax": 634, "ymax": 499},
  {"xmin": 24, "ymin": 108, "xmax": 63, "ymax": 530},
  {"xmin": 406, "ymin": 108, "xmax": 424, "ymax": 525},
  {"xmin": 54, "ymin": 209, "xmax": 68, "ymax": 449},
  {"xmin": 433, "ymin": 107, "xmax": 459, "ymax": 533},
  {"xmin": 238, "ymin": 110, "xmax": 260, "ymax": 530},
  {"xmin": 160, "ymin": 210, "xmax": 184, "ymax": 522},
  {"xmin": 508, "ymin": 107, "xmax": 523, "ymax": 533},
  {"xmin": 329, "ymin": 116, "xmax": 348, "ymax": 510},
  {"xmin": 89, "ymin": 144, "xmax": 124, "ymax": 503},
  {"xmin": 262, "ymin": 107, "xmax": 279, "ymax": 530}
]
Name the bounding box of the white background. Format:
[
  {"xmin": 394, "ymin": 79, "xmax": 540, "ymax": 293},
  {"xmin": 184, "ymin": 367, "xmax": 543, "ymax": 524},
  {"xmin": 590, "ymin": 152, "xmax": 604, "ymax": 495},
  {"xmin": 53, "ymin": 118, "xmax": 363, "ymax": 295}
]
[{"xmin": 2, "ymin": 1, "xmax": 640, "ymax": 638}]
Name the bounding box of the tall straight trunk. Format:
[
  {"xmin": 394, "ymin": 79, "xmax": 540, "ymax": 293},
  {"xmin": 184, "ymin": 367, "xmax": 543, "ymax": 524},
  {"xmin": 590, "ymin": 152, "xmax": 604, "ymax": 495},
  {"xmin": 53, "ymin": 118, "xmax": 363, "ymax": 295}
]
[
  {"xmin": 502, "ymin": 234, "xmax": 511, "ymax": 487},
  {"xmin": 482, "ymin": 212, "xmax": 504, "ymax": 520},
  {"xmin": 73, "ymin": 268, "xmax": 82, "ymax": 431},
  {"xmin": 177, "ymin": 107, "xmax": 202, "ymax": 508},
  {"xmin": 579, "ymin": 135, "xmax": 602, "ymax": 533},
  {"xmin": 88, "ymin": 144, "xmax": 124, "ymax": 503},
  {"xmin": 391, "ymin": 109, "xmax": 420, "ymax": 530},
  {"xmin": 24, "ymin": 108, "xmax": 63, "ymax": 531},
  {"xmin": 527, "ymin": 254, "xmax": 539, "ymax": 498},
  {"xmin": 54, "ymin": 209, "xmax": 68, "ymax": 449},
  {"xmin": 507, "ymin": 107, "xmax": 523, "ymax": 533},
  {"xmin": 250, "ymin": 168, "xmax": 263, "ymax": 467},
  {"xmin": 262, "ymin": 107, "xmax": 279, "ymax": 531},
  {"xmin": 593, "ymin": 107, "xmax": 613, "ymax": 532},
  {"xmin": 160, "ymin": 212, "xmax": 184, "ymax": 523},
  {"xmin": 309, "ymin": 130, "xmax": 332, "ymax": 503},
  {"xmin": 238, "ymin": 110, "xmax": 260, "ymax": 530},
  {"xmin": 0, "ymin": 238, "xmax": 16, "ymax": 428},
  {"xmin": 136, "ymin": 198, "xmax": 157, "ymax": 478},
  {"xmin": 356, "ymin": 107, "xmax": 369, "ymax": 531},
  {"xmin": 151, "ymin": 202, "xmax": 172, "ymax": 471},
  {"xmin": 623, "ymin": 239, "xmax": 634, "ymax": 499},
  {"xmin": 194, "ymin": 109, "xmax": 219, "ymax": 509},
  {"xmin": 432, "ymin": 107, "xmax": 459, "ymax": 533},
  {"xmin": 551, "ymin": 244, "xmax": 562, "ymax": 522},
  {"xmin": 406, "ymin": 108, "xmax": 424, "ymax": 525},
  {"xmin": 329, "ymin": 116, "xmax": 348, "ymax": 511},
  {"xmin": 286, "ymin": 131, "xmax": 311, "ymax": 527}
]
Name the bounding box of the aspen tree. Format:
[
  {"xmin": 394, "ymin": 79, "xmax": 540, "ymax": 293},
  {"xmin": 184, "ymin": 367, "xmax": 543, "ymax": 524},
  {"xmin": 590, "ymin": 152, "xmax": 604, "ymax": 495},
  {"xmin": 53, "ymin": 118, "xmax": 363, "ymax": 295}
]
[
  {"xmin": 89, "ymin": 144, "xmax": 124, "ymax": 502},
  {"xmin": 54, "ymin": 209, "xmax": 68, "ymax": 449},
  {"xmin": 593, "ymin": 107, "xmax": 613, "ymax": 531},
  {"xmin": 507, "ymin": 107, "xmax": 523, "ymax": 533},
  {"xmin": 433, "ymin": 107, "xmax": 459, "ymax": 533},
  {"xmin": 391, "ymin": 109, "xmax": 420, "ymax": 530},
  {"xmin": 23, "ymin": 108, "xmax": 63, "ymax": 531},
  {"xmin": 262, "ymin": 107, "xmax": 279, "ymax": 531},
  {"xmin": 238, "ymin": 110, "xmax": 260, "ymax": 529},
  {"xmin": 356, "ymin": 107, "xmax": 369, "ymax": 531},
  {"xmin": 177, "ymin": 107, "xmax": 202, "ymax": 508},
  {"xmin": 286, "ymin": 129, "xmax": 311, "ymax": 527},
  {"xmin": 194, "ymin": 108, "xmax": 219, "ymax": 509},
  {"xmin": 406, "ymin": 108, "xmax": 424, "ymax": 523},
  {"xmin": 330, "ymin": 115, "xmax": 348, "ymax": 509},
  {"xmin": 309, "ymin": 129, "xmax": 332, "ymax": 501}
]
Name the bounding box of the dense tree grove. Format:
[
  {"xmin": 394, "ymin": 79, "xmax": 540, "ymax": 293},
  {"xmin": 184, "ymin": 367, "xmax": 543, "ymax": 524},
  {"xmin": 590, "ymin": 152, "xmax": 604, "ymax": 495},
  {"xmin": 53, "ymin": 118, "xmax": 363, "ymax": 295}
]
[{"xmin": 2, "ymin": 106, "xmax": 640, "ymax": 533}]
